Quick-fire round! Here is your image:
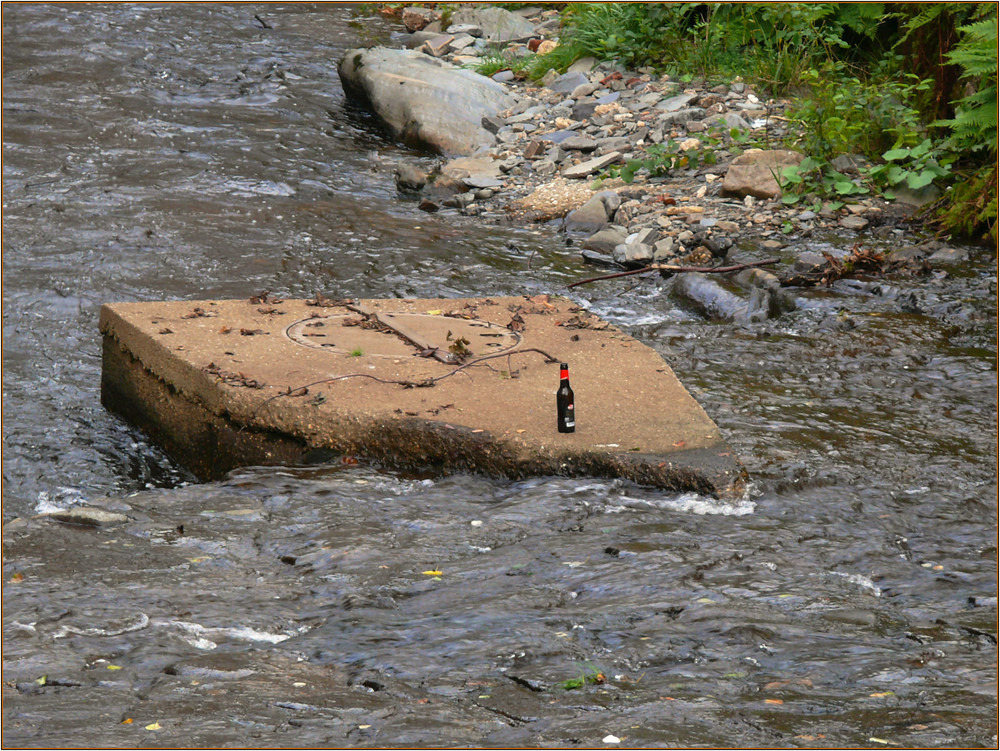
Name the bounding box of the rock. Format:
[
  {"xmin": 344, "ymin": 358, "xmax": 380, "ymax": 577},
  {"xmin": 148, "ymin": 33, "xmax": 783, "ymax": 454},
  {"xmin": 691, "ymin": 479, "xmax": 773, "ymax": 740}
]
[
  {"xmin": 401, "ymin": 6, "xmax": 439, "ymax": 32},
  {"xmin": 492, "ymin": 70, "xmax": 515, "ymax": 83},
  {"xmin": 394, "ymin": 161, "xmax": 428, "ymax": 191},
  {"xmin": 562, "ymin": 136, "xmax": 598, "ymax": 152},
  {"xmin": 839, "ymin": 215, "xmax": 869, "ymax": 230},
  {"xmin": 547, "ymin": 71, "xmax": 590, "ymax": 94},
  {"xmin": 656, "ymin": 92, "xmax": 698, "ymax": 112},
  {"xmin": 418, "ymin": 197, "xmax": 440, "ymax": 212},
  {"xmin": 405, "ymin": 30, "xmax": 442, "ymax": 49},
  {"xmin": 581, "ymin": 248, "xmax": 625, "ymax": 268},
  {"xmin": 534, "ymin": 159, "xmax": 557, "ymax": 176},
  {"xmin": 536, "ymin": 40, "xmax": 558, "ymax": 55},
  {"xmin": 339, "ymin": 48, "xmax": 513, "ymax": 156},
  {"xmin": 831, "ymin": 153, "xmax": 869, "ymax": 174},
  {"xmin": 793, "ymin": 251, "xmax": 828, "ymax": 272},
  {"xmin": 564, "ymin": 191, "xmax": 620, "ymax": 233},
  {"xmin": 450, "ymin": 6, "xmax": 535, "ymax": 43},
  {"xmin": 539, "ymin": 129, "xmax": 579, "ymax": 144},
  {"xmin": 892, "ymin": 183, "xmax": 942, "ymax": 207},
  {"xmin": 658, "ymin": 107, "xmax": 707, "ymax": 126},
  {"xmin": 653, "ymin": 237, "xmax": 676, "ymax": 260},
  {"xmin": 582, "ymin": 227, "xmax": 627, "ymax": 254},
  {"xmin": 540, "ymin": 69, "xmax": 560, "ymax": 87},
  {"xmin": 570, "ymin": 82, "xmax": 600, "ymax": 99},
  {"xmin": 719, "ymin": 149, "xmax": 804, "ymax": 200},
  {"xmin": 448, "ymin": 23, "xmax": 483, "ymax": 38},
  {"xmin": 568, "ymin": 56, "xmax": 598, "ymax": 73},
  {"xmin": 423, "ymin": 175, "xmax": 467, "ymax": 199},
  {"xmin": 929, "ymin": 246, "xmax": 969, "ymax": 263},
  {"xmin": 421, "ymin": 34, "xmax": 455, "ymax": 57},
  {"xmin": 45, "ymin": 507, "xmax": 129, "ymax": 527},
  {"xmin": 613, "ymin": 242, "xmax": 654, "ymax": 267},
  {"xmin": 524, "ymin": 139, "xmax": 545, "ymax": 159},
  {"xmin": 562, "ymin": 151, "xmax": 622, "ymax": 179}
]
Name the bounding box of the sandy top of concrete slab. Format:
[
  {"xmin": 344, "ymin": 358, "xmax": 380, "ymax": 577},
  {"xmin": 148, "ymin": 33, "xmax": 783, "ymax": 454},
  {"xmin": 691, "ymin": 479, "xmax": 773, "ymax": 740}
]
[{"xmin": 101, "ymin": 295, "xmax": 744, "ymax": 495}]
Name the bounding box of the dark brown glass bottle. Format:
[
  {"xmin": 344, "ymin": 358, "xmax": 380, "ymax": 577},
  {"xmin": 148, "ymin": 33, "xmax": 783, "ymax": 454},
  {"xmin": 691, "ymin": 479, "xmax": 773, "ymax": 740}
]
[{"xmin": 556, "ymin": 362, "xmax": 575, "ymax": 433}]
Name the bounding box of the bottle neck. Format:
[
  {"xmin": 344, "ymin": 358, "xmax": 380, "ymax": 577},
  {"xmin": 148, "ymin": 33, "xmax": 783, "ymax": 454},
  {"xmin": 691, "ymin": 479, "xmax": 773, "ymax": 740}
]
[{"xmin": 559, "ymin": 367, "xmax": 569, "ymax": 381}]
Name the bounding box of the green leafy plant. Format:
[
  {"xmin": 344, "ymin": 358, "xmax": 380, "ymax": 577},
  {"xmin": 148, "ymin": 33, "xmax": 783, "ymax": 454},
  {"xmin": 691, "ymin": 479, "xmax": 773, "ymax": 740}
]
[
  {"xmin": 555, "ymin": 662, "xmax": 606, "ymax": 690},
  {"xmin": 602, "ymin": 136, "xmax": 718, "ymax": 184},
  {"xmin": 349, "ymin": 347, "xmax": 364, "ymax": 357}
]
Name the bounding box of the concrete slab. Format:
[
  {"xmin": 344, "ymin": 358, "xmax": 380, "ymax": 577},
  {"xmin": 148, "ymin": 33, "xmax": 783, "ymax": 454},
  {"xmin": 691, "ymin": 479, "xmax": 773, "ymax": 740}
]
[{"xmin": 100, "ymin": 296, "xmax": 746, "ymax": 496}]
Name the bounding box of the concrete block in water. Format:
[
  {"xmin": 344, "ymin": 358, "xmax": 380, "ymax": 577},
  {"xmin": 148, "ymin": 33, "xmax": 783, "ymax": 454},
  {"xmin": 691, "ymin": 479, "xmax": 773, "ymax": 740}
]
[{"xmin": 100, "ymin": 296, "xmax": 746, "ymax": 496}]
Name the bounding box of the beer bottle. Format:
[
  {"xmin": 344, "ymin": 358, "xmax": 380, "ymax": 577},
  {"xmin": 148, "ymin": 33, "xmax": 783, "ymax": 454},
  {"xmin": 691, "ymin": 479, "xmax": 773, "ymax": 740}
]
[{"xmin": 556, "ymin": 362, "xmax": 575, "ymax": 433}]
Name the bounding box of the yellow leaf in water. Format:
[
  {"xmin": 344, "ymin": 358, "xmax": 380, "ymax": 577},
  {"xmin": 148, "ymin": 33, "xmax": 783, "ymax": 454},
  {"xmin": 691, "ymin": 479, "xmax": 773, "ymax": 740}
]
[
  {"xmin": 869, "ymin": 691, "xmax": 894, "ymax": 698},
  {"xmin": 421, "ymin": 570, "xmax": 443, "ymax": 576},
  {"xmin": 10, "ymin": 572, "xmax": 24, "ymax": 583},
  {"xmin": 764, "ymin": 698, "xmax": 784, "ymax": 705},
  {"xmin": 868, "ymin": 737, "xmax": 891, "ymax": 745},
  {"xmin": 35, "ymin": 675, "xmax": 46, "ymax": 686},
  {"xmin": 427, "ymin": 310, "xmax": 443, "ymax": 315},
  {"xmin": 187, "ymin": 556, "xmax": 211, "ymax": 563},
  {"xmin": 145, "ymin": 722, "xmax": 161, "ymax": 731},
  {"xmin": 121, "ymin": 718, "xmax": 133, "ymax": 725},
  {"xmin": 358, "ymin": 724, "xmax": 371, "ymax": 729},
  {"xmin": 106, "ymin": 664, "xmax": 122, "ymax": 671}
]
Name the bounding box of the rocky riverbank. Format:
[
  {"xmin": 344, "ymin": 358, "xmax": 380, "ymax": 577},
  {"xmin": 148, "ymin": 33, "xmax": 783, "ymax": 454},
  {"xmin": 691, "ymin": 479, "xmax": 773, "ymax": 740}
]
[{"xmin": 342, "ymin": 5, "xmax": 972, "ymax": 290}]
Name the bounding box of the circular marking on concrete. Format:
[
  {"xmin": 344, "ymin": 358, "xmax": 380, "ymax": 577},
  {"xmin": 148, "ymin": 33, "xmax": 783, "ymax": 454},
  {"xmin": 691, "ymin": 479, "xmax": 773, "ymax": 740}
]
[{"xmin": 285, "ymin": 313, "xmax": 521, "ymax": 359}]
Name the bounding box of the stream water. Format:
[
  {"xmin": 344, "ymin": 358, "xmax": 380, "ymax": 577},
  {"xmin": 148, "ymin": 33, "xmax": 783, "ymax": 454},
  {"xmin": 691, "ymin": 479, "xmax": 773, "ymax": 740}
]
[{"xmin": 3, "ymin": 4, "xmax": 997, "ymax": 747}]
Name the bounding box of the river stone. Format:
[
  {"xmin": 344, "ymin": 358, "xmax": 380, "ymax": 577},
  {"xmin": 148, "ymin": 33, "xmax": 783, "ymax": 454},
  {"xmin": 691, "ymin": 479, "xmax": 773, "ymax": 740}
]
[
  {"xmin": 339, "ymin": 47, "xmax": 514, "ymax": 156},
  {"xmin": 561, "ymin": 136, "xmax": 598, "ymax": 152},
  {"xmin": 568, "ymin": 56, "xmax": 598, "ymax": 73},
  {"xmin": 405, "ymin": 30, "xmax": 441, "ymax": 49},
  {"xmin": 658, "ymin": 107, "xmax": 707, "ymax": 126},
  {"xmin": 563, "ymin": 190, "xmax": 619, "ymax": 233},
  {"xmin": 839, "ymin": 215, "xmax": 869, "ymax": 230},
  {"xmin": 401, "ymin": 6, "xmax": 439, "ymax": 31},
  {"xmin": 450, "ymin": 6, "xmax": 535, "ymax": 43},
  {"xmin": 562, "ymin": 151, "xmax": 622, "ymax": 179},
  {"xmin": 45, "ymin": 507, "xmax": 129, "ymax": 527},
  {"xmin": 548, "ymin": 71, "xmax": 590, "ymax": 95},
  {"xmin": 394, "ymin": 161, "xmax": 428, "ymax": 191},
  {"xmin": 720, "ymin": 149, "xmax": 804, "ymax": 201},
  {"xmin": 582, "ymin": 227, "xmax": 627, "ymax": 254},
  {"xmin": 656, "ymin": 92, "xmax": 698, "ymax": 112}
]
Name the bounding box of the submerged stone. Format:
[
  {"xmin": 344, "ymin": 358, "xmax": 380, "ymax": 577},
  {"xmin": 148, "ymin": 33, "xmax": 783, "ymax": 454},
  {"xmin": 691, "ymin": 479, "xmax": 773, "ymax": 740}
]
[{"xmin": 100, "ymin": 297, "xmax": 745, "ymax": 497}]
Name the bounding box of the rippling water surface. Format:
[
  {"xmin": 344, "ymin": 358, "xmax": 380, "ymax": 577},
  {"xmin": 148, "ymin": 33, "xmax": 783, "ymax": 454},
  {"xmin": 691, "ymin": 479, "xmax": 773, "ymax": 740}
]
[{"xmin": 3, "ymin": 4, "xmax": 996, "ymax": 747}]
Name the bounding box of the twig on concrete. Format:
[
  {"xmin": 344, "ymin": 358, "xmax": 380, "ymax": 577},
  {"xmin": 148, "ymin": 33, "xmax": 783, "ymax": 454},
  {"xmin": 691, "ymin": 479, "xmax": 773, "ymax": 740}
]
[
  {"xmin": 242, "ymin": 347, "xmax": 561, "ymax": 428},
  {"xmin": 565, "ymin": 258, "xmax": 781, "ymax": 289}
]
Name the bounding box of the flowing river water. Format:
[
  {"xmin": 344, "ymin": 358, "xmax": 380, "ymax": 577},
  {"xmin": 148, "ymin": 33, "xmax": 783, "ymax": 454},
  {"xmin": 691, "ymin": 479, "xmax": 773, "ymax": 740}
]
[{"xmin": 2, "ymin": 5, "xmax": 997, "ymax": 747}]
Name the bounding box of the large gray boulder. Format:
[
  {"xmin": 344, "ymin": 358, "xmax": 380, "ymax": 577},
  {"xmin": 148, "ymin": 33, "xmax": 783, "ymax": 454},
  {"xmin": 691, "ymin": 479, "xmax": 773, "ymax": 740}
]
[
  {"xmin": 339, "ymin": 47, "xmax": 515, "ymax": 156},
  {"xmin": 449, "ymin": 6, "xmax": 536, "ymax": 42}
]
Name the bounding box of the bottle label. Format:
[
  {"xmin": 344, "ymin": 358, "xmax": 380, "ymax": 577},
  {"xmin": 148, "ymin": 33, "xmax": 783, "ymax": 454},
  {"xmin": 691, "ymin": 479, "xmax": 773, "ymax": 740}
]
[{"xmin": 565, "ymin": 403, "xmax": 574, "ymax": 427}]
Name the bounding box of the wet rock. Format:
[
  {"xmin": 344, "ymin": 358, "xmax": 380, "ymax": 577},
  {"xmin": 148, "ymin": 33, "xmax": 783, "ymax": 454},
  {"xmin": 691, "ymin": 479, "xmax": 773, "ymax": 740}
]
[
  {"xmin": 562, "ymin": 151, "xmax": 622, "ymax": 179},
  {"xmin": 450, "ymin": 6, "xmax": 535, "ymax": 43},
  {"xmin": 673, "ymin": 273, "xmax": 770, "ymax": 323},
  {"xmin": 339, "ymin": 47, "xmax": 513, "ymax": 156},
  {"xmin": 793, "ymin": 251, "xmax": 828, "ymax": 272},
  {"xmin": 44, "ymin": 506, "xmax": 129, "ymax": 527},
  {"xmin": 720, "ymin": 149, "xmax": 803, "ymax": 200},
  {"xmin": 564, "ymin": 191, "xmax": 619, "ymax": 233},
  {"xmin": 581, "ymin": 226, "xmax": 627, "ymax": 254},
  {"xmin": 394, "ymin": 161, "xmax": 428, "ymax": 191},
  {"xmin": 418, "ymin": 197, "xmax": 439, "ymax": 212},
  {"xmin": 839, "ymin": 215, "xmax": 869, "ymax": 230},
  {"xmin": 929, "ymin": 246, "xmax": 970, "ymax": 263}
]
